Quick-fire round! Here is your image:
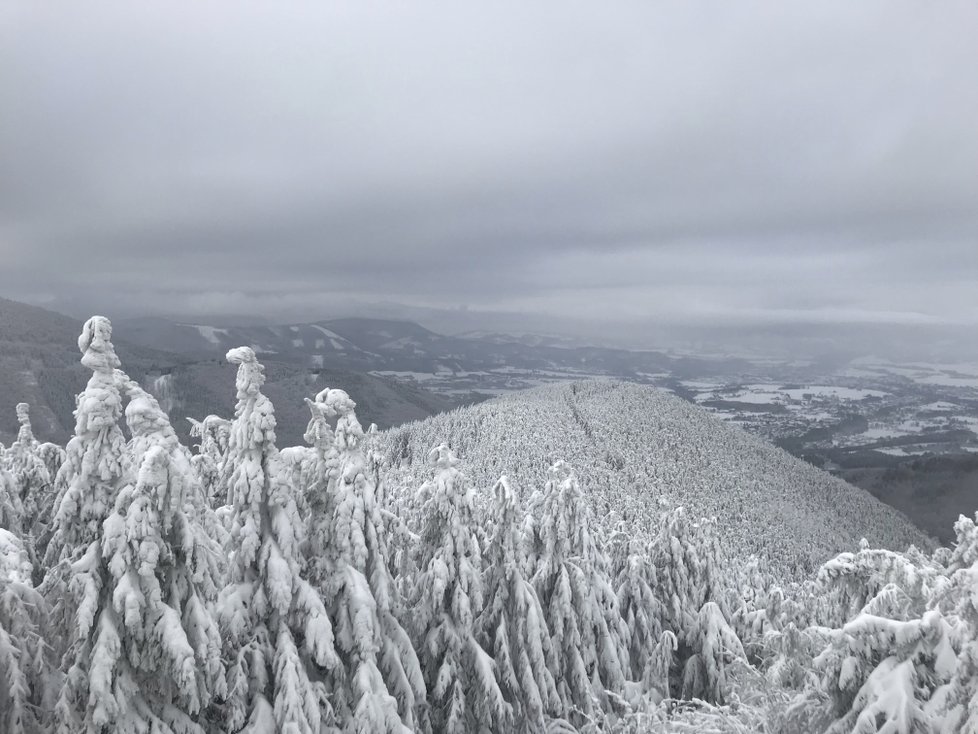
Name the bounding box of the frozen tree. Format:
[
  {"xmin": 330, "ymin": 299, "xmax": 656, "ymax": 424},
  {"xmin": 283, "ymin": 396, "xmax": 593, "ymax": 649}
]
[
  {"xmin": 0, "ymin": 463, "xmax": 22, "ymax": 535},
  {"xmin": 37, "ymin": 442, "xmax": 67, "ymax": 496},
  {"xmin": 40, "ymin": 316, "xmax": 128, "ymax": 668},
  {"xmin": 43, "ymin": 316, "xmax": 127, "ymax": 569},
  {"xmin": 785, "ymin": 535, "xmax": 961, "ymax": 733},
  {"xmin": 1, "ymin": 527, "xmax": 56, "ymax": 734},
  {"xmin": 303, "ymin": 388, "xmax": 425, "ymax": 733},
  {"xmin": 938, "ymin": 512, "xmax": 978, "ymax": 732},
  {"xmin": 413, "ymin": 444, "xmax": 506, "ymax": 733},
  {"xmin": 187, "ymin": 415, "xmax": 231, "ymax": 507},
  {"xmin": 53, "ymin": 336, "xmax": 228, "ymax": 732},
  {"xmin": 643, "ymin": 630, "xmax": 678, "ymax": 700},
  {"xmin": 614, "ymin": 541, "xmax": 664, "ymax": 687},
  {"xmin": 680, "ymin": 601, "xmax": 747, "ymax": 704},
  {"xmin": 215, "ymin": 347, "xmax": 338, "ymax": 733},
  {"xmin": 806, "ymin": 609, "xmax": 956, "ymax": 734},
  {"xmin": 526, "ymin": 461, "xmax": 630, "ymax": 723},
  {"xmin": 3, "ymin": 404, "xmax": 55, "ymax": 560},
  {"xmin": 478, "ymin": 475, "xmax": 560, "ymax": 732}
]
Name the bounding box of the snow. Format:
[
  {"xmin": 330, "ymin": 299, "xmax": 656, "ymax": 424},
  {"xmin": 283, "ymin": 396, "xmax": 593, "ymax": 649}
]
[
  {"xmin": 189, "ymin": 324, "xmax": 228, "ymax": 345},
  {"xmin": 311, "ymin": 325, "xmax": 346, "ymax": 341},
  {"xmin": 0, "ymin": 528, "xmax": 31, "ymax": 584},
  {"xmin": 920, "ymin": 401, "xmax": 960, "ymax": 412}
]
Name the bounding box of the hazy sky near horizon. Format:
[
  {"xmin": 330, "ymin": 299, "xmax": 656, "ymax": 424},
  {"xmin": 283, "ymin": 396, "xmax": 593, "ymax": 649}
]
[{"xmin": 2, "ymin": 2, "xmax": 977, "ymax": 336}]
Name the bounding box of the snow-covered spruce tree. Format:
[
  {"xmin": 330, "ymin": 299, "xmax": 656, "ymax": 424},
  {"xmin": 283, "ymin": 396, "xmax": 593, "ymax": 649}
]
[
  {"xmin": 413, "ymin": 444, "xmax": 507, "ymax": 733},
  {"xmin": 1, "ymin": 526, "xmax": 56, "ymax": 734},
  {"xmin": 303, "ymin": 388, "xmax": 424, "ymax": 733},
  {"xmin": 187, "ymin": 415, "xmax": 231, "ymax": 508},
  {"xmin": 526, "ymin": 460, "xmax": 630, "ymax": 723},
  {"xmin": 215, "ymin": 346, "xmax": 338, "ymax": 733},
  {"xmin": 799, "ymin": 608, "xmax": 956, "ymax": 734},
  {"xmin": 614, "ymin": 538, "xmax": 664, "ymax": 690},
  {"xmin": 40, "ymin": 316, "xmax": 128, "ymax": 666},
  {"xmin": 53, "ymin": 334, "xmax": 228, "ymax": 732},
  {"xmin": 478, "ymin": 475, "xmax": 560, "ymax": 732},
  {"xmin": 680, "ymin": 601, "xmax": 747, "ymax": 704},
  {"xmin": 781, "ymin": 533, "xmax": 959, "ymax": 734},
  {"xmin": 939, "ymin": 512, "xmax": 978, "ymax": 732},
  {"xmin": 3, "ymin": 404, "xmax": 54, "ymax": 563},
  {"xmin": 36, "ymin": 441, "xmax": 67, "ymax": 500},
  {"xmin": 43, "ymin": 317, "xmax": 127, "ymax": 569},
  {"xmin": 0, "ymin": 462, "xmax": 22, "ymax": 535},
  {"xmin": 648, "ymin": 505, "xmax": 745, "ymax": 702}
]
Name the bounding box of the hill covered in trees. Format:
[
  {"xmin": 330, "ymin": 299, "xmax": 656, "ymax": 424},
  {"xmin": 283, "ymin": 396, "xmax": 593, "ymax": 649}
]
[
  {"xmin": 380, "ymin": 381, "xmax": 930, "ymax": 577},
  {"xmin": 2, "ymin": 316, "xmax": 977, "ymax": 733}
]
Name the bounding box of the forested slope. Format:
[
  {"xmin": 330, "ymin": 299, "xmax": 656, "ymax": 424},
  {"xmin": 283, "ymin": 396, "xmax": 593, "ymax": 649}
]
[{"xmin": 382, "ymin": 380, "xmax": 931, "ymax": 575}]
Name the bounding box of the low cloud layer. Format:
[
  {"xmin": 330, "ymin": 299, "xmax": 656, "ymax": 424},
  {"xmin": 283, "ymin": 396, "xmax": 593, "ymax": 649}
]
[{"xmin": 2, "ymin": 2, "xmax": 977, "ymax": 340}]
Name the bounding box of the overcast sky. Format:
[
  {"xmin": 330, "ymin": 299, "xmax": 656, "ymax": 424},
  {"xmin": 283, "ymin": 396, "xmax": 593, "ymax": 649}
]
[{"xmin": 2, "ymin": 2, "xmax": 977, "ymax": 342}]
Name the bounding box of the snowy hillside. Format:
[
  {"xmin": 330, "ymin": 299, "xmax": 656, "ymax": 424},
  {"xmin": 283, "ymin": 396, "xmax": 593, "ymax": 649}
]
[{"xmin": 381, "ymin": 381, "xmax": 931, "ymax": 576}]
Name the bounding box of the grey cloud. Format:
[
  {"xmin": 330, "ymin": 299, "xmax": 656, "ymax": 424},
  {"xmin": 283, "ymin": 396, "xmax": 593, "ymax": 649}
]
[{"xmin": 1, "ymin": 1, "xmax": 977, "ymax": 341}]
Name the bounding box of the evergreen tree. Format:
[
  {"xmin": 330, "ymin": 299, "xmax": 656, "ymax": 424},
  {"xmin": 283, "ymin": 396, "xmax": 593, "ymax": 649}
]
[
  {"xmin": 614, "ymin": 541, "xmax": 664, "ymax": 686},
  {"xmin": 413, "ymin": 444, "xmax": 506, "ymax": 733},
  {"xmin": 0, "ymin": 463, "xmax": 22, "ymax": 535},
  {"xmin": 527, "ymin": 461, "xmax": 630, "ymax": 723},
  {"xmin": 43, "ymin": 317, "xmax": 127, "ymax": 569},
  {"xmin": 187, "ymin": 415, "xmax": 231, "ymax": 507},
  {"xmin": 53, "ymin": 322, "xmax": 229, "ymax": 733},
  {"xmin": 940, "ymin": 512, "xmax": 978, "ymax": 732},
  {"xmin": 1, "ymin": 526, "xmax": 55, "ymax": 734},
  {"xmin": 680, "ymin": 601, "xmax": 746, "ymax": 704},
  {"xmin": 304, "ymin": 388, "xmax": 425, "ymax": 733},
  {"xmin": 478, "ymin": 475, "xmax": 560, "ymax": 732},
  {"xmin": 3, "ymin": 404, "xmax": 54, "ymax": 563},
  {"xmin": 215, "ymin": 347, "xmax": 338, "ymax": 733},
  {"xmin": 40, "ymin": 317, "xmax": 128, "ymax": 667}
]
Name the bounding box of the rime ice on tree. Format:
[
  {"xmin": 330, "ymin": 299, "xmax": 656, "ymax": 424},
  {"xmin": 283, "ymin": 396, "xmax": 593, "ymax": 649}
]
[
  {"xmin": 49, "ymin": 319, "xmax": 228, "ymax": 733},
  {"xmin": 44, "ymin": 317, "xmax": 126, "ymax": 569},
  {"xmin": 215, "ymin": 347, "xmax": 338, "ymax": 733},
  {"xmin": 526, "ymin": 460, "xmax": 630, "ymax": 722},
  {"xmin": 413, "ymin": 444, "xmax": 507, "ymax": 733},
  {"xmin": 478, "ymin": 475, "xmax": 560, "ymax": 732},
  {"xmin": 304, "ymin": 388, "xmax": 424, "ymax": 733}
]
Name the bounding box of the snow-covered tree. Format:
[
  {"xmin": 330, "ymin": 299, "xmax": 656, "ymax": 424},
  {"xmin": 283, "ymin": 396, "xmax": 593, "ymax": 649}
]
[
  {"xmin": 413, "ymin": 444, "xmax": 506, "ymax": 733},
  {"xmin": 303, "ymin": 387, "xmax": 424, "ymax": 733},
  {"xmin": 53, "ymin": 327, "xmax": 229, "ymax": 733},
  {"xmin": 526, "ymin": 460, "xmax": 630, "ymax": 723},
  {"xmin": 3, "ymin": 404, "xmax": 54, "ymax": 564},
  {"xmin": 1, "ymin": 527, "xmax": 55, "ymax": 734},
  {"xmin": 680, "ymin": 601, "xmax": 747, "ymax": 704},
  {"xmin": 215, "ymin": 346, "xmax": 338, "ymax": 733},
  {"xmin": 0, "ymin": 463, "xmax": 22, "ymax": 535},
  {"xmin": 43, "ymin": 316, "xmax": 127, "ymax": 570},
  {"xmin": 478, "ymin": 475, "xmax": 560, "ymax": 732},
  {"xmin": 614, "ymin": 540, "xmax": 664, "ymax": 687},
  {"xmin": 40, "ymin": 316, "xmax": 128, "ymax": 668},
  {"xmin": 938, "ymin": 512, "xmax": 978, "ymax": 732},
  {"xmin": 787, "ymin": 536, "xmax": 960, "ymax": 733},
  {"xmin": 187, "ymin": 414, "xmax": 230, "ymax": 507}
]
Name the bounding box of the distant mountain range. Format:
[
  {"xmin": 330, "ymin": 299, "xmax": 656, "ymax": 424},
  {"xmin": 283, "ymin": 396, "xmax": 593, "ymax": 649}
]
[{"xmin": 113, "ymin": 313, "xmax": 762, "ymax": 380}]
